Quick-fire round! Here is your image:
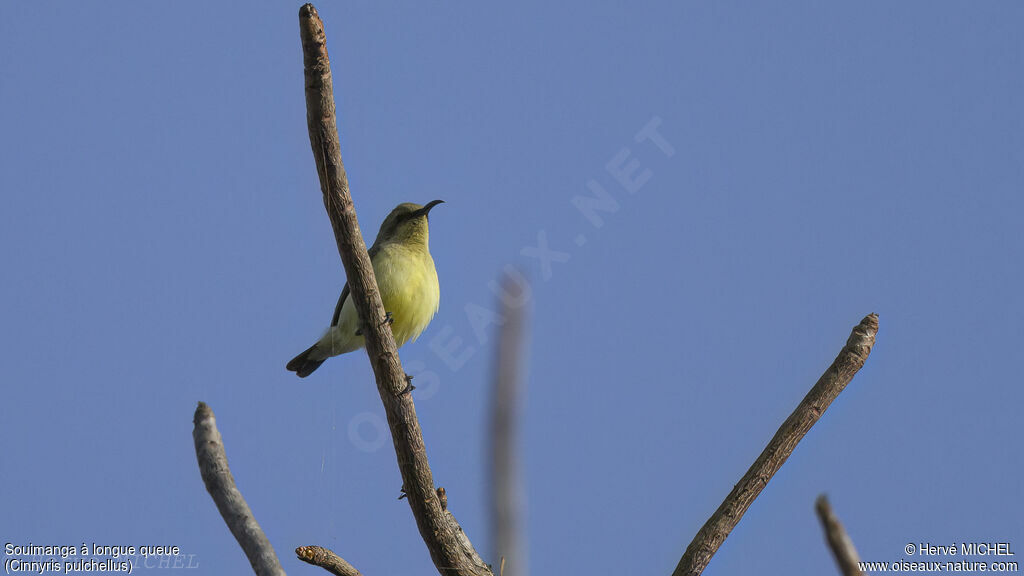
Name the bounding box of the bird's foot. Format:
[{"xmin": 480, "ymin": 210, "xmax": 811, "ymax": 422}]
[
  {"xmin": 354, "ymin": 313, "xmax": 392, "ymax": 336},
  {"xmin": 397, "ymin": 374, "xmax": 416, "ymax": 396}
]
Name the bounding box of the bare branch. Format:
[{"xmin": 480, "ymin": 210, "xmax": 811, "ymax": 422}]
[
  {"xmin": 192, "ymin": 402, "xmax": 286, "ymax": 576},
  {"xmin": 296, "ymin": 546, "xmax": 364, "ymax": 576},
  {"xmin": 815, "ymin": 495, "xmax": 864, "ymax": 576},
  {"xmin": 489, "ymin": 272, "xmax": 530, "ymax": 576},
  {"xmin": 672, "ymin": 314, "xmax": 879, "ymax": 576},
  {"xmin": 297, "ymin": 5, "xmax": 491, "ymax": 575}
]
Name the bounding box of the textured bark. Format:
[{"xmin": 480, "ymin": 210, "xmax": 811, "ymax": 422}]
[
  {"xmin": 296, "ymin": 546, "xmax": 364, "ymax": 576},
  {"xmin": 298, "ymin": 5, "xmax": 491, "ymax": 575},
  {"xmin": 816, "ymin": 495, "xmax": 864, "ymax": 576},
  {"xmin": 192, "ymin": 402, "xmax": 286, "ymax": 576},
  {"xmin": 672, "ymin": 314, "xmax": 879, "ymax": 576}
]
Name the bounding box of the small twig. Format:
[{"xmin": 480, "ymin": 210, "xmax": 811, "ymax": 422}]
[
  {"xmin": 192, "ymin": 402, "xmax": 286, "ymax": 576},
  {"xmin": 296, "ymin": 546, "xmax": 364, "ymax": 576},
  {"xmin": 489, "ymin": 271, "xmax": 530, "ymax": 576},
  {"xmin": 298, "ymin": 5, "xmax": 491, "ymax": 575},
  {"xmin": 672, "ymin": 314, "xmax": 879, "ymax": 576},
  {"xmin": 816, "ymin": 495, "xmax": 864, "ymax": 576}
]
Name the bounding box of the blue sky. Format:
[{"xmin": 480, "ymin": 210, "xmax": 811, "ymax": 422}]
[{"xmin": 2, "ymin": 2, "xmax": 1021, "ymax": 575}]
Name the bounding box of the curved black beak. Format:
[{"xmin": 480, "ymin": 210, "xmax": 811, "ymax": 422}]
[{"xmin": 415, "ymin": 199, "xmax": 445, "ymax": 218}]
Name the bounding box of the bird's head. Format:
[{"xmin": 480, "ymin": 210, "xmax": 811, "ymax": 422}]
[{"xmin": 374, "ymin": 200, "xmax": 444, "ymax": 247}]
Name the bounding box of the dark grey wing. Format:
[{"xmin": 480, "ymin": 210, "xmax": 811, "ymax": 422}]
[
  {"xmin": 331, "ymin": 283, "xmax": 350, "ymax": 327},
  {"xmin": 331, "ymin": 244, "xmax": 378, "ymax": 327}
]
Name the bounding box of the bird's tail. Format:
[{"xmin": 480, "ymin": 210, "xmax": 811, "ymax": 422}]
[{"xmin": 286, "ymin": 344, "xmax": 326, "ymax": 378}]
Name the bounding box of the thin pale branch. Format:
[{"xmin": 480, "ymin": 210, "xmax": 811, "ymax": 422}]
[
  {"xmin": 296, "ymin": 546, "xmax": 364, "ymax": 576},
  {"xmin": 489, "ymin": 272, "xmax": 530, "ymax": 576},
  {"xmin": 297, "ymin": 5, "xmax": 491, "ymax": 575},
  {"xmin": 815, "ymin": 495, "xmax": 864, "ymax": 576},
  {"xmin": 672, "ymin": 313, "xmax": 879, "ymax": 576},
  {"xmin": 192, "ymin": 402, "xmax": 286, "ymax": 576}
]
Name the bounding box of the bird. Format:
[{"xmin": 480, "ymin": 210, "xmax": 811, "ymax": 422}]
[{"xmin": 287, "ymin": 200, "xmax": 444, "ymax": 377}]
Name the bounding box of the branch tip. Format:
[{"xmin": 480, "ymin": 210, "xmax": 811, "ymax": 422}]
[
  {"xmin": 192, "ymin": 403, "xmax": 284, "ymax": 575},
  {"xmin": 815, "ymin": 495, "xmax": 864, "ymax": 576},
  {"xmin": 671, "ymin": 314, "xmax": 877, "ymax": 576},
  {"xmin": 193, "ymin": 401, "xmax": 212, "ymax": 425},
  {"xmin": 296, "ymin": 545, "xmax": 363, "ymax": 576}
]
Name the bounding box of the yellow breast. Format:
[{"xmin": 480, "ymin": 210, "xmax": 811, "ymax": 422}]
[{"xmin": 373, "ymin": 242, "xmax": 440, "ymax": 347}]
